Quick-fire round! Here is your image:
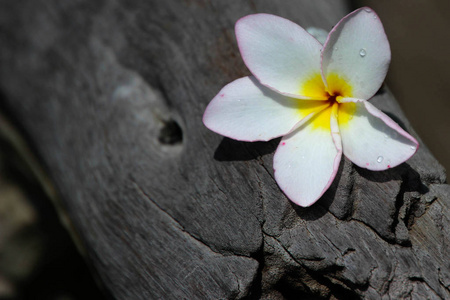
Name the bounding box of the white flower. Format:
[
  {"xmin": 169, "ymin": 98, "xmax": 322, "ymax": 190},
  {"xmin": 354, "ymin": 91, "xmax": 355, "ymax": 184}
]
[{"xmin": 203, "ymin": 8, "xmax": 418, "ymax": 207}]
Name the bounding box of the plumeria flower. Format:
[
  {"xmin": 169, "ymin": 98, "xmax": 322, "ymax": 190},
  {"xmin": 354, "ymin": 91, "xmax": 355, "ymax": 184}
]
[{"xmin": 203, "ymin": 7, "xmax": 418, "ymax": 207}]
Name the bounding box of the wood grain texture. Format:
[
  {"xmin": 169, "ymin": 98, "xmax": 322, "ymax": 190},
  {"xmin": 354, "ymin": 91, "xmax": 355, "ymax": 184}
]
[{"xmin": 0, "ymin": 0, "xmax": 449, "ymax": 298}]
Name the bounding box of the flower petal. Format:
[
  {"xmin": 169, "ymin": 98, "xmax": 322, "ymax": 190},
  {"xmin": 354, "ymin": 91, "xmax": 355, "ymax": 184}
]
[
  {"xmin": 273, "ymin": 107, "xmax": 341, "ymax": 207},
  {"xmin": 338, "ymin": 101, "xmax": 418, "ymax": 170},
  {"xmin": 321, "ymin": 7, "xmax": 390, "ymax": 100},
  {"xmin": 235, "ymin": 14, "xmax": 326, "ymax": 99},
  {"xmin": 330, "ymin": 103, "xmax": 343, "ymax": 155},
  {"xmin": 203, "ymin": 76, "xmax": 329, "ymax": 142}
]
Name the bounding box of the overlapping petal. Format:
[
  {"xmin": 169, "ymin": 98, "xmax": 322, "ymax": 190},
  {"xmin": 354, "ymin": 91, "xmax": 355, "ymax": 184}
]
[
  {"xmin": 273, "ymin": 107, "xmax": 341, "ymax": 207},
  {"xmin": 338, "ymin": 101, "xmax": 418, "ymax": 170},
  {"xmin": 203, "ymin": 76, "xmax": 329, "ymax": 142},
  {"xmin": 321, "ymin": 7, "xmax": 390, "ymax": 100},
  {"xmin": 235, "ymin": 14, "xmax": 325, "ymax": 99}
]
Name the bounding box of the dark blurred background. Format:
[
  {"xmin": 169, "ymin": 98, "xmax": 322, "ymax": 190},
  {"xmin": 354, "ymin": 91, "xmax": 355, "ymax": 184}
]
[
  {"xmin": 354, "ymin": 0, "xmax": 450, "ymax": 173},
  {"xmin": 0, "ymin": 117, "xmax": 107, "ymax": 299}
]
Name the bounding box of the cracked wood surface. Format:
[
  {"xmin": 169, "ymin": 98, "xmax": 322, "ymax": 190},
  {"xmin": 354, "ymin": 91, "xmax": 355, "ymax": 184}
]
[{"xmin": 0, "ymin": 0, "xmax": 449, "ymax": 299}]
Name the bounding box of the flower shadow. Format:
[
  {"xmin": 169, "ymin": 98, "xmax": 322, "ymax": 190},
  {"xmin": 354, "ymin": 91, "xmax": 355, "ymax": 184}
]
[
  {"xmin": 290, "ymin": 159, "xmax": 427, "ymax": 222},
  {"xmin": 290, "ymin": 157, "xmax": 348, "ymax": 221},
  {"xmin": 355, "ymin": 162, "xmax": 428, "ymax": 194},
  {"xmin": 214, "ymin": 137, "xmax": 280, "ymax": 161}
]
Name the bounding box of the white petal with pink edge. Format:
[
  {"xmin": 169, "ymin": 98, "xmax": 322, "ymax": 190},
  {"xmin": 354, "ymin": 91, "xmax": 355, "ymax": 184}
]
[
  {"xmin": 330, "ymin": 103, "xmax": 343, "ymax": 154},
  {"xmin": 321, "ymin": 7, "xmax": 391, "ymax": 100},
  {"xmin": 273, "ymin": 108, "xmax": 342, "ymax": 207},
  {"xmin": 203, "ymin": 76, "xmax": 328, "ymax": 142},
  {"xmin": 338, "ymin": 101, "xmax": 418, "ymax": 170},
  {"xmin": 235, "ymin": 14, "xmax": 325, "ymax": 99}
]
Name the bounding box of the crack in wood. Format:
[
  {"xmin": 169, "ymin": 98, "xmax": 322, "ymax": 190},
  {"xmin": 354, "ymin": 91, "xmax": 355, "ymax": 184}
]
[{"xmin": 132, "ymin": 178, "xmax": 251, "ymax": 258}]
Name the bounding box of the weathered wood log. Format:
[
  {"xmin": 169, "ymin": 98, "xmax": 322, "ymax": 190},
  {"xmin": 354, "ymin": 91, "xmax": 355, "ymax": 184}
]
[{"xmin": 0, "ymin": 0, "xmax": 449, "ymax": 299}]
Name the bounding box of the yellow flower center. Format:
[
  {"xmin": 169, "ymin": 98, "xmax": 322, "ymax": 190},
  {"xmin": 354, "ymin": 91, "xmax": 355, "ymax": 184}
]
[{"xmin": 298, "ymin": 72, "xmax": 357, "ymax": 130}]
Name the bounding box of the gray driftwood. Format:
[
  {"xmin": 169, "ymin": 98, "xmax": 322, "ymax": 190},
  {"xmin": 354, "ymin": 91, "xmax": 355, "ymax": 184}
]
[{"xmin": 0, "ymin": 0, "xmax": 449, "ymax": 299}]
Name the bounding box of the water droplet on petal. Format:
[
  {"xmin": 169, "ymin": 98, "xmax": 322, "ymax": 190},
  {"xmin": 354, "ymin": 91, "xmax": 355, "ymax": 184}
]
[
  {"xmin": 364, "ymin": 8, "xmax": 372, "ymax": 13},
  {"xmin": 377, "ymin": 156, "xmax": 383, "ymax": 163},
  {"xmin": 373, "ymin": 15, "xmax": 377, "ymax": 19},
  {"xmin": 359, "ymin": 48, "xmax": 366, "ymax": 57},
  {"xmin": 410, "ymin": 146, "xmax": 416, "ymax": 150}
]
